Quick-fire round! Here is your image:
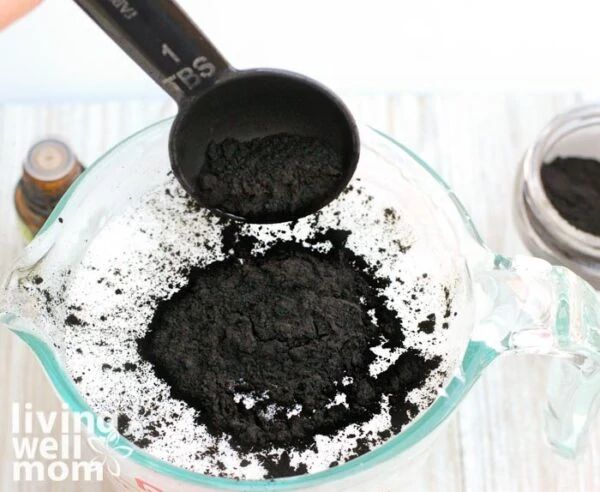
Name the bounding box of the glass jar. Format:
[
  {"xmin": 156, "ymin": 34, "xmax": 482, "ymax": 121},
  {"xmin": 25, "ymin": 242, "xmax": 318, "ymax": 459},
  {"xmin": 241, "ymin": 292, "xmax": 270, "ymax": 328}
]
[{"xmin": 515, "ymin": 103, "xmax": 600, "ymax": 289}]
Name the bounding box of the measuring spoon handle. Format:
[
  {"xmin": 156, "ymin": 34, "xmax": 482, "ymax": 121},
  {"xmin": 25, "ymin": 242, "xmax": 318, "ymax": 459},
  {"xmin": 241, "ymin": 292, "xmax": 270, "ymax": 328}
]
[{"xmin": 74, "ymin": 0, "xmax": 232, "ymax": 104}]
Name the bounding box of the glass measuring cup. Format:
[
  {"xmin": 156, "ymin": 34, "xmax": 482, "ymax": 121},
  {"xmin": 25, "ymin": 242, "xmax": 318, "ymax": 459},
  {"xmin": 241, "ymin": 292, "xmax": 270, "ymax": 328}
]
[{"xmin": 1, "ymin": 119, "xmax": 599, "ymax": 491}]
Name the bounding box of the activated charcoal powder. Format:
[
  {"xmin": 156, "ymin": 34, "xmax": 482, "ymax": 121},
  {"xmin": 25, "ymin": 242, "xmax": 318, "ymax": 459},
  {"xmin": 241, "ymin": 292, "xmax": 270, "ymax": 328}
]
[
  {"xmin": 196, "ymin": 133, "xmax": 343, "ymax": 221},
  {"xmin": 50, "ymin": 154, "xmax": 459, "ymax": 481},
  {"xmin": 138, "ymin": 224, "xmax": 440, "ymax": 476},
  {"xmin": 541, "ymin": 156, "xmax": 600, "ymax": 236}
]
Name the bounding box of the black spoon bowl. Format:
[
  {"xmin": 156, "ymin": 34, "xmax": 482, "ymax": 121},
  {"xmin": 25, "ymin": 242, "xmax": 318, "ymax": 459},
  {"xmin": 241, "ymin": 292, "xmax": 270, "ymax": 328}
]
[{"xmin": 75, "ymin": 0, "xmax": 360, "ymax": 223}]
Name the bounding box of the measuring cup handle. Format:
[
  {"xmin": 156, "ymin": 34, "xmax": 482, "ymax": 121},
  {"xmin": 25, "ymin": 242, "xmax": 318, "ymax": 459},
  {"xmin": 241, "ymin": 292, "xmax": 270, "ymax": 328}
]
[
  {"xmin": 473, "ymin": 254, "xmax": 600, "ymax": 458},
  {"xmin": 74, "ymin": 0, "xmax": 232, "ymax": 104}
]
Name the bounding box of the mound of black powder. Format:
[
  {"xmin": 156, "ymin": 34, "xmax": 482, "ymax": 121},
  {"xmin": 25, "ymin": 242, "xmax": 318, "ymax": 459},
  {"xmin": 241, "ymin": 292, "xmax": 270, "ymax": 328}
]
[
  {"xmin": 196, "ymin": 133, "xmax": 344, "ymax": 221},
  {"xmin": 138, "ymin": 223, "xmax": 441, "ymax": 477}
]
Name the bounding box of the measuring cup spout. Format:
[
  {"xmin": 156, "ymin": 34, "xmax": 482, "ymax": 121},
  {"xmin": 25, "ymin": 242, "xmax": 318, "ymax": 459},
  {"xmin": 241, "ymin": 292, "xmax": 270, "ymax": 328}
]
[
  {"xmin": 0, "ymin": 288, "xmax": 42, "ymax": 339},
  {"xmin": 0, "ymin": 284, "xmax": 19, "ymax": 331},
  {"xmin": 472, "ymin": 254, "xmax": 600, "ymax": 458},
  {"xmin": 0, "ymin": 302, "xmax": 10, "ymax": 332}
]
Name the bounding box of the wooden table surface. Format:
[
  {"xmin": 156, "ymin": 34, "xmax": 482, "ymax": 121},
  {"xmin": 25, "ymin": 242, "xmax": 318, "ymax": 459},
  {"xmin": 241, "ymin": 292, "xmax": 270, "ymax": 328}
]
[{"xmin": 1, "ymin": 94, "xmax": 599, "ymax": 491}]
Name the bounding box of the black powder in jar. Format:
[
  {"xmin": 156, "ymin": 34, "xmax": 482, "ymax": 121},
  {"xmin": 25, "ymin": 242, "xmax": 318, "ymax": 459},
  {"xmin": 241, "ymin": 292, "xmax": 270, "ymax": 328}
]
[{"xmin": 541, "ymin": 157, "xmax": 600, "ymax": 236}]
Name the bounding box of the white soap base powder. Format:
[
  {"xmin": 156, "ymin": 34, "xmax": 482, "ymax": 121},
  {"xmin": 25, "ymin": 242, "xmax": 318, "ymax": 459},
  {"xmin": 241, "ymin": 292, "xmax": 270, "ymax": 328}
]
[{"xmin": 31, "ymin": 178, "xmax": 458, "ymax": 480}]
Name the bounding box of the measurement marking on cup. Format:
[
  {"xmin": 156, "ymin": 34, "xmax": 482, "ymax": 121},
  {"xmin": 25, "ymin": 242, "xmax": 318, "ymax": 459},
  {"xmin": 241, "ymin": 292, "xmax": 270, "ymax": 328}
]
[
  {"xmin": 162, "ymin": 43, "xmax": 181, "ymax": 64},
  {"xmin": 162, "ymin": 56, "xmax": 216, "ymax": 92}
]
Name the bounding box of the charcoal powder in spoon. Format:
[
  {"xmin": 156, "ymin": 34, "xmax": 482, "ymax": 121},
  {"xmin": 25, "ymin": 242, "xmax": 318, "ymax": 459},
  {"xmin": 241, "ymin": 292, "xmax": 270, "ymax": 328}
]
[{"xmin": 196, "ymin": 133, "xmax": 343, "ymax": 221}]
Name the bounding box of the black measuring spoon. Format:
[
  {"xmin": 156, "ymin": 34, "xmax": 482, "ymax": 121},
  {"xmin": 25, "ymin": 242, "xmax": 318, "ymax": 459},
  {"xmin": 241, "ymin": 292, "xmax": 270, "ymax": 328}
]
[{"xmin": 75, "ymin": 0, "xmax": 360, "ymax": 223}]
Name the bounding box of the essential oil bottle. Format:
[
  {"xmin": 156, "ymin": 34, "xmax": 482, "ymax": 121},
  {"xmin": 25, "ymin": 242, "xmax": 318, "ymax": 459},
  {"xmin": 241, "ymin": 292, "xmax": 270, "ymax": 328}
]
[{"xmin": 14, "ymin": 139, "xmax": 84, "ymax": 240}]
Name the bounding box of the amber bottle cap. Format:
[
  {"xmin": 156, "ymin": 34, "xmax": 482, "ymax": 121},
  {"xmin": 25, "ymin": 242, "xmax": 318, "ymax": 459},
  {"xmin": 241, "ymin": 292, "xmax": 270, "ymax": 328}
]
[{"xmin": 24, "ymin": 139, "xmax": 77, "ymax": 182}]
